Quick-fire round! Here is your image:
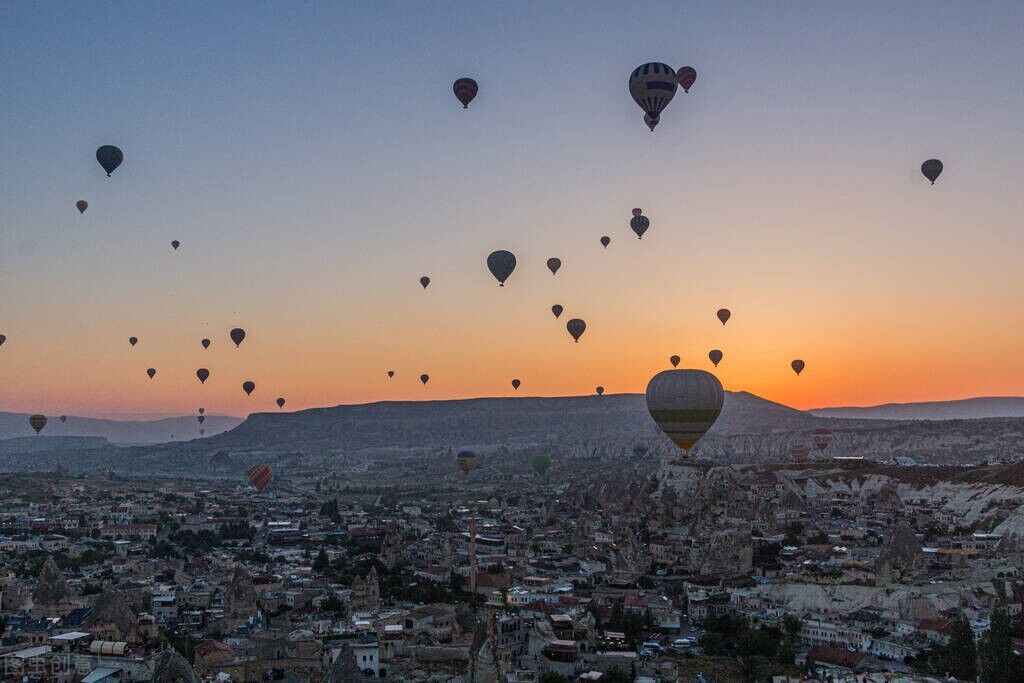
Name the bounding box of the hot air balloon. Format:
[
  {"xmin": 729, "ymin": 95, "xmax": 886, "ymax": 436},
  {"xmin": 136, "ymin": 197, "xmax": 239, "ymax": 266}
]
[
  {"xmin": 197, "ymin": 415, "xmax": 205, "ymax": 424},
  {"xmin": 566, "ymin": 318, "xmax": 586, "ymax": 342},
  {"xmin": 242, "ymin": 380, "xmax": 255, "ymax": 395},
  {"xmin": 670, "ymin": 355, "xmax": 680, "ymax": 368},
  {"xmin": 546, "ymin": 258, "xmax": 561, "ymax": 275},
  {"xmin": 629, "ymin": 62, "xmax": 678, "ymax": 124},
  {"xmin": 595, "ymin": 386, "xmax": 605, "ymax": 396},
  {"xmin": 531, "ymin": 454, "xmax": 551, "ymax": 478},
  {"xmin": 198, "ymin": 408, "xmax": 205, "ymax": 415},
  {"xmin": 644, "ymin": 113, "xmax": 659, "ymax": 131},
  {"xmin": 921, "ymin": 159, "xmax": 943, "ymax": 184},
  {"xmin": 59, "ymin": 415, "xmax": 67, "ymax": 423},
  {"xmin": 276, "ymin": 397, "xmax": 286, "ymax": 408},
  {"xmin": 791, "ymin": 359, "xmax": 805, "ymax": 375},
  {"xmin": 630, "ymin": 214, "xmax": 650, "ymax": 239},
  {"xmin": 708, "ymin": 349, "xmax": 723, "ymax": 367},
  {"xmin": 171, "ymin": 240, "xmax": 180, "ymax": 250},
  {"xmin": 128, "ymin": 336, "xmax": 138, "ymax": 347},
  {"xmin": 201, "ymin": 338, "xmax": 211, "ymax": 349},
  {"xmin": 551, "ymin": 305, "xmax": 563, "ymax": 319},
  {"xmin": 76, "ymin": 200, "xmax": 88, "ymax": 214},
  {"xmin": 453, "ymin": 78, "xmax": 478, "ymax": 108},
  {"xmin": 600, "ymin": 236, "xmax": 610, "ymax": 248},
  {"xmin": 196, "ymin": 368, "xmax": 210, "ymax": 384},
  {"xmin": 0, "ymin": 334, "xmax": 5, "ymax": 347},
  {"xmin": 676, "ymin": 66, "xmax": 697, "ymax": 93},
  {"xmin": 420, "ymin": 276, "xmax": 430, "ymax": 289},
  {"xmin": 511, "ymin": 379, "xmax": 521, "ymax": 390},
  {"xmin": 717, "ymin": 309, "xmax": 731, "ymax": 325},
  {"xmin": 29, "ymin": 414, "xmax": 47, "ymax": 434},
  {"xmin": 199, "ymin": 429, "xmax": 205, "ymax": 436},
  {"xmin": 248, "ymin": 464, "xmax": 273, "ymax": 492},
  {"xmin": 147, "ymin": 368, "xmax": 156, "ymax": 379},
  {"xmin": 230, "ymin": 328, "xmax": 246, "ymax": 347},
  {"xmin": 387, "ymin": 370, "xmax": 394, "ymax": 378},
  {"xmin": 486, "ymin": 250, "xmax": 517, "ymax": 286},
  {"xmin": 420, "ymin": 374, "xmax": 430, "ymax": 385},
  {"xmin": 790, "ymin": 443, "xmax": 810, "ymax": 464},
  {"xmin": 812, "ymin": 427, "xmax": 833, "ymax": 451},
  {"xmin": 645, "ymin": 369, "xmax": 724, "ymax": 454},
  {"xmin": 457, "ymin": 450, "xmax": 477, "ymax": 474},
  {"xmin": 96, "ymin": 145, "xmax": 123, "ymax": 177}
]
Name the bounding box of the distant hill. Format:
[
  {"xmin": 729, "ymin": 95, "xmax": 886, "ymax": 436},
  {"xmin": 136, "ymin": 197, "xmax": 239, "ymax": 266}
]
[
  {"xmin": 0, "ymin": 412, "xmax": 243, "ymax": 444},
  {"xmin": 811, "ymin": 397, "xmax": 1024, "ymax": 421}
]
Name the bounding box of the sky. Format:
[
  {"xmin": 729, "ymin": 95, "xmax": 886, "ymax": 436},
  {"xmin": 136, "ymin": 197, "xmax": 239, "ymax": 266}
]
[{"xmin": 2, "ymin": 1, "xmax": 1024, "ymax": 419}]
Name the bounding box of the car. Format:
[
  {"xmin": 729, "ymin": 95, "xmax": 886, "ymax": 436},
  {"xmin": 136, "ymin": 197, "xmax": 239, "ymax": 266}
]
[
  {"xmin": 640, "ymin": 641, "xmax": 665, "ymax": 654},
  {"xmin": 672, "ymin": 637, "xmax": 694, "ymax": 648}
]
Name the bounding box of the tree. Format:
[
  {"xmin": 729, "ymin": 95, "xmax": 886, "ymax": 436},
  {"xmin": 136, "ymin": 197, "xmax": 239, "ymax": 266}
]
[
  {"xmin": 313, "ymin": 548, "xmax": 330, "ymax": 573},
  {"xmin": 783, "ymin": 614, "xmax": 802, "ymax": 644},
  {"xmin": 700, "ymin": 631, "xmax": 728, "ymax": 656},
  {"xmin": 943, "ymin": 615, "xmax": 977, "ymax": 681},
  {"xmin": 981, "ymin": 608, "xmax": 1024, "ymax": 683}
]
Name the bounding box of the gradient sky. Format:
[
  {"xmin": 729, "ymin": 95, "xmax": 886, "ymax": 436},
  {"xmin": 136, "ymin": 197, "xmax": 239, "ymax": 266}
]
[{"xmin": 2, "ymin": 1, "xmax": 1024, "ymax": 418}]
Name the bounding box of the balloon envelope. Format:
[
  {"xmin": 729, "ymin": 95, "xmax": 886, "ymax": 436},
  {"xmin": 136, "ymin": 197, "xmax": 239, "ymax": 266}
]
[
  {"xmin": 670, "ymin": 355, "xmax": 680, "ymax": 368},
  {"xmin": 717, "ymin": 309, "xmax": 731, "ymax": 325},
  {"xmin": 457, "ymin": 450, "xmax": 477, "ymax": 474},
  {"xmin": 242, "ymin": 380, "xmax": 255, "ymax": 395},
  {"xmin": 146, "ymin": 368, "xmax": 156, "ymax": 379},
  {"xmin": 230, "ymin": 328, "xmax": 246, "ymax": 347},
  {"xmin": 566, "ymin": 318, "xmax": 586, "ymax": 342},
  {"xmin": 512, "ymin": 379, "xmax": 521, "ymax": 390},
  {"xmin": 453, "ymin": 77, "xmax": 478, "ymax": 108},
  {"xmin": 128, "ymin": 336, "xmax": 137, "ymax": 347},
  {"xmin": 198, "ymin": 408, "xmax": 204, "ymax": 414},
  {"xmin": 387, "ymin": 370, "xmax": 394, "ymax": 378},
  {"xmin": 29, "ymin": 414, "xmax": 47, "ymax": 434},
  {"xmin": 420, "ymin": 276, "xmax": 430, "ymax": 289},
  {"xmin": 60, "ymin": 415, "xmax": 67, "ymax": 423},
  {"xmin": 420, "ymin": 374, "xmax": 429, "ymax": 385},
  {"xmin": 812, "ymin": 427, "xmax": 833, "ymax": 451},
  {"xmin": 596, "ymin": 386, "xmax": 604, "ymax": 396},
  {"xmin": 276, "ymin": 397, "xmax": 286, "ymax": 408},
  {"xmin": 76, "ymin": 200, "xmax": 88, "ymax": 214},
  {"xmin": 546, "ymin": 257, "xmax": 561, "ymax": 275},
  {"xmin": 645, "ymin": 369, "xmax": 724, "ymax": 453},
  {"xmin": 629, "ymin": 62, "xmax": 678, "ymax": 118},
  {"xmin": 95, "ymin": 145, "xmax": 123, "ymax": 177},
  {"xmin": 791, "ymin": 359, "xmax": 805, "ymax": 375},
  {"xmin": 600, "ymin": 236, "xmax": 610, "ymax": 248},
  {"xmin": 196, "ymin": 368, "xmax": 210, "ymax": 384},
  {"xmin": 677, "ymin": 66, "xmax": 697, "ymax": 92},
  {"xmin": 201, "ymin": 338, "xmax": 210, "ymax": 349},
  {"xmin": 0, "ymin": 334, "xmax": 5, "ymax": 347},
  {"xmin": 197, "ymin": 415, "xmax": 205, "ymax": 424},
  {"xmin": 171, "ymin": 240, "xmax": 180, "ymax": 250},
  {"xmin": 921, "ymin": 159, "xmax": 943, "ymax": 184},
  {"xmin": 551, "ymin": 305, "xmax": 563, "ymax": 319},
  {"xmin": 248, "ymin": 464, "xmax": 273, "ymax": 492},
  {"xmin": 486, "ymin": 250, "xmax": 517, "ymax": 286},
  {"xmin": 630, "ymin": 214, "xmax": 650, "ymax": 239},
  {"xmin": 791, "ymin": 444, "xmax": 810, "ymax": 463},
  {"xmin": 708, "ymin": 349, "xmax": 723, "ymax": 366}
]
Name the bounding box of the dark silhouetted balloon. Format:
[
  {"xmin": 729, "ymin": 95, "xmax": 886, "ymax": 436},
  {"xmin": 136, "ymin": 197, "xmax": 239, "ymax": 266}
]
[
  {"xmin": 600, "ymin": 236, "xmax": 610, "ymax": 248},
  {"xmin": 96, "ymin": 145, "xmax": 123, "ymax": 177},
  {"xmin": 276, "ymin": 397, "xmax": 286, "ymax": 408},
  {"xmin": 198, "ymin": 408, "xmax": 204, "ymax": 414},
  {"xmin": 230, "ymin": 328, "xmax": 246, "ymax": 347},
  {"xmin": 199, "ymin": 428, "xmax": 205, "ymax": 436},
  {"xmin": 420, "ymin": 374, "xmax": 429, "ymax": 385},
  {"xmin": 171, "ymin": 240, "xmax": 180, "ymax": 250},
  {"xmin": 921, "ymin": 159, "xmax": 943, "ymax": 184},
  {"xmin": 644, "ymin": 113, "xmax": 659, "ymax": 132},
  {"xmin": 420, "ymin": 276, "xmax": 430, "ymax": 289},
  {"xmin": 812, "ymin": 427, "xmax": 833, "ymax": 451},
  {"xmin": 630, "ymin": 214, "xmax": 650, "ymax": 239},
  {"xmin": 76, "ymin": 200, "xmax": 88, "ymax": 214},
  {"xmin": 645, "ymin": 369, "xmax": 723, "ymax": 454},
  {"xmin": 147, "ymin": 368, "xmax": 156, "ymax": 379},
  {"xmin": 791, "ymin": 359, "xmax": 805, "ymax": 375},
  {"xmin": 567, "ymin": 318, "xmax": 586, "ymax": 342},
  {"xmin": 128, "ymin": 336, "xmax": 137, "ymax": 347},
  {"xmin": 242, "ymin": 380, "xmax": 255, "ymax": 395},
  {"xmin": 716, "ymin": 309, "xmax": 731, "ymax": 325},
  {"xmin": 196, "ymin": 368, "xmax": 210, "ymax": 384},
  {"xmin": 29, "ymin": 414, "xmax": 47, "ymax": 434},
  {"xmin": 596, "ymin": 386, "xmax": 604, "ymax": 396},
  {"xmin": 453, "ymin": 78, "xmax": 478, "ymax": 108},
  {"xmin": 676, "ymin": 66, "xmax": 697, "ymax": 93},
  {"xmin": 670, "ymin": 355, "xmax": 680, "ymax": 368},
  {"xmin": 512, "ymin": 379, "xmax": 521, "ymax": 390},
  {"xmin": 248, "ymin": 464, "xmax": 273, "ymax": 492},
  {"xmin": 457, "ymin": 450, "xmax": 477, "ymax": 474},
  {"xmin": 201, "ymin": 338, "xmax": 210, "ymax": 349},
  {"xmin": 197, "ymin": 415, "xmax": 205, "ymax": 424},
  {"xmin": 632, "ymin": 208, "xmax": 643, "ymax": 217},
  {"xmin": 791, "ymin": 443, "xmax": 810, "ymax": 463},
  {"xmin": 708, "ymin": 349, "xmax": 723, "ymax": 366},
  {"xmin": 0, "ymin": 334, "xmax": 6, "ymax": 347},
  {"xmin": 629, "ymin": 62, "xmax": 678, "ymax": 122},
  {"xmin": 486, "ymin": 250, "xmax": 517, "ymax": 286},
  {"xmin": 551, "ymin": 304, "xmax": 563, "ymax": 319},
  {"xmin": 546, "ymin": 257, "xmax": 561, "ymax": 275},
  {"xmin": 60, "ymin": 415, "xmax": 67, "ymax": 423},
  {"xmin": 387, "ymin": 370, "xmax": 395, "ymax": 378}
]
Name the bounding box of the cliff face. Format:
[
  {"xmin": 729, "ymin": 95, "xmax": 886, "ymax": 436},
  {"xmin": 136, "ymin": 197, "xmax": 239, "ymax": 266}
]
[{"xmin": 32, "ymin": 556, "xmax": 71, "ymax": 606}]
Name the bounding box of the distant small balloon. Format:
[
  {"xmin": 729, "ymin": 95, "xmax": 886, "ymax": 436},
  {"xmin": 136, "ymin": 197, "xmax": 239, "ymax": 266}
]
[
  {"xmin": 201, "ymin": 338, "xmax": 211, "ymax": 349},
  {"xmin": 512, "ymin": 379, "xmax": 521, "ymax": 390},
  {"xmin": 486, "ymin": 250, "xmax": 517, "ymax": 286},
  {"xmin": 600, "ymin": 236, "xmax": 610, "ymax": 248},
  {"xmin": 708, "ymin": 349, "xmax": 723, "ymax": 366},
  {"xmin": 632, "ymin": 208, "xmax": 643, "ymax": 217},
  {"xmin": 242, "ymin": 380, "xmax": 255, "ymax": 396},
  {"xmin": 676, "ymin": 66, "xmax": 697, "ymax": 93},
  {"xmin": 96, "ymin": 145, "xmax": 123, "ymax": 177},
  {"xmin": 420, "ymin": 276, "xmax": 430, "ymax": 289},
  {"xmin": 29, "ymin": 414, "xmax": 47, "ymax": 434},
  {"xmin": 551, "ymin": 304, "xmax": 563, "ymax": 319},
  {"xmin": 0, "ymin": 334, "xmax": 6, "ymax": 347},
  {"xmin": 791, "ymin": 359, "xmax": 805, "ymax": 376},
  {"xmin": 921, "ymin": 159, "xmax": 943, "ymax": 184},
  {"xmin": 453, "ymin": 77, "xmax": 479, "ymax": 108},
  {"xmin": 59, "ymin": 415, "xmax": 67, "ymax": 423},
  {"xmin": 196, "ymin": 368, "xmax": 210, "ymax": 384},
  {"xmin": 230, "ymin": 328, "xmax": 246, "ymax": 347},
  {"xmin": 420, "ymin": 374, "xmax": 430, "ymax": 385},
  {"xmin": 387, "ymin": 370, "xmax": 395, "ymax": 378},
  {"xmin": 197, "ymin": 415, "xmax": 205, "ymax": 424},
  {"xmin": 76, "ymin": 200, "xmax": 88, "ymax": 214},
  {"xmin": 199, "ymin": 428, "xmax": 205, "ymax": 436},
  {"xmin": 630, "ymin": 214, "xmax": 650, "ymax": 239},
  {"xmin": 670, "ymin": 355, "xmax": 680, "ymax": 368},
  {"xmin": 596, "ymin": 386, "xmax": 605, "ymax": 396},
  {"xmin": 276, "ymin": 397, "xmax": 286, "ymax": 408},
  {"xmin": 171, "ymin": 240, "xmax": 180, "ymax": 250},
  {"xmin": 198, "ymin": 408, "xmax": 205, "ymax": 414},
  {"xmin": 146, "ymin": 368, "xmax": 156, "ymax": 379},
  {"xmin": 546, "ymin": 257, "xmax": 561, "ymax": 275},
  {"xmin": 128, "ymin": 336, "xmax": 138, "ymax": 347},
  {"xmin": 567, "ymin": 318, "xmax": 586, "ymax": 342},
  {"xmin": 717, "ymin": 308, "xmax": 731, "ymax": 325}
]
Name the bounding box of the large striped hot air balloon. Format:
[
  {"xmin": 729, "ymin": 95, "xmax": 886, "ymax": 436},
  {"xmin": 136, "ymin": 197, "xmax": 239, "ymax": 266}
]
[
  {"xmin": 812, "ymin": 427, "xmax": 833, "ymax": 451},
  {"xmin": 628, "ymin": 62, "xmax": 678, "ymax": 123},
  {"xmin": 453, "ymin": 78, "xmax": 478, "ymax": 108},
  {"xmin": 456, "ymin": 450, "xmax": 477, "ymax": 475},
  {"xmin": 645, "ymin": 369, "xmax": 724, "ymax": 454},
  {"xmin": 247, "ymin": 464, "xmax": 273, "ymax": 492},
  {"xmin": 676, "ymin": 66, "xmax": 697, "ymax": 93}
]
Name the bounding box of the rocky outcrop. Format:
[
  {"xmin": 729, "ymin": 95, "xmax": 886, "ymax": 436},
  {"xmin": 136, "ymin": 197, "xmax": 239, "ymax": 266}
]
[
  {"xmin": 152, "ymin": 648, "xmax": 201, "ymax": 683},
  {"xmin": 32, "ymin": 556, "xmax": 71, "ymax": 607},
  {"xmin": 84, "ymin": 588, "xmax": 140, "ymax": 641}
]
